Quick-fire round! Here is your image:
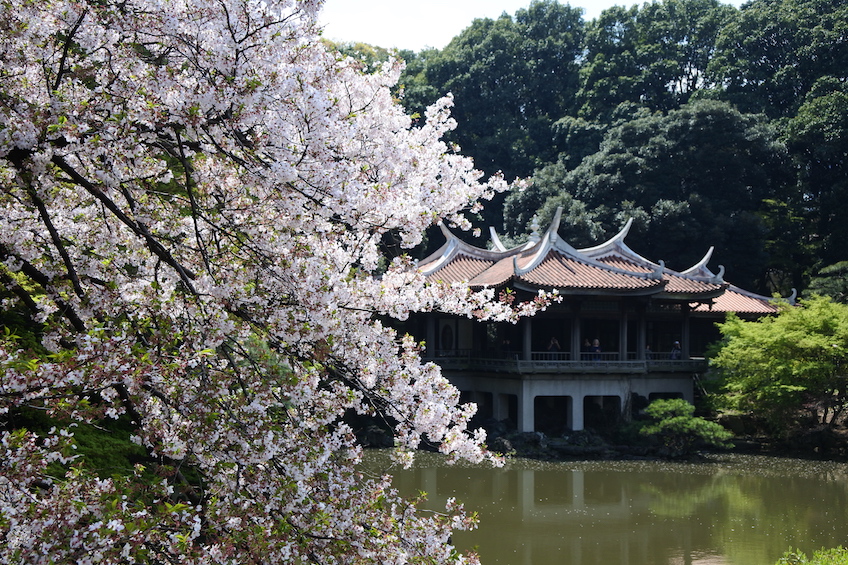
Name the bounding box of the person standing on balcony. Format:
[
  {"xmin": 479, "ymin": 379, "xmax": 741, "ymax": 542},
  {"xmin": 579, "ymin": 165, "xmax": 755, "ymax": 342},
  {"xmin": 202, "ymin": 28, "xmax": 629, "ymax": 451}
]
[
  {"xmin": 581, "ymin": 338, "xmax": 591, "ymax": 360},
  {"xmin": 670, "ymin": 340, "xmax": 682, "ymax": 360},
  {"xmin": 547, "ymin": 337, "xmax": 561, "ymax": 352},
  {"xmin": 591, "ymin": 339, "xmax": 602, "ymax": 361}
]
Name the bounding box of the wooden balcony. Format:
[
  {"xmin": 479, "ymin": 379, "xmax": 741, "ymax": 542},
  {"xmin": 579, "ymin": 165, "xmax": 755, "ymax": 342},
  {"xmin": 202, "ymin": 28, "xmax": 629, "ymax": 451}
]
[{"xmin": 425, "ymin": 349, "xmax": 709, "ymax": 374}]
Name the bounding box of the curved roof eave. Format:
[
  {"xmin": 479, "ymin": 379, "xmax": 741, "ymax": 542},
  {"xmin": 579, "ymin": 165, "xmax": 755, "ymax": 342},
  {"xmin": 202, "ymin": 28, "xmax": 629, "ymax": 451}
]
[
  {"xmin": 419, "ymin": 222, "xmax": 519, "ymax": 276},
  {"xmin": 578, "ymin": 220, "xmax": 670, "ymax": 272},
  {"xmin": 728, "ymin": 283, "xmax": 795, "ymax": 305},
  {"xmin": 578, "ymin": 218, "xmax": 728, "ymax": 286},
  {"xmin": 656, "ymin": 284, "xmax": 729, "ymax": 302},
  {"xmin": 533, "ymin": 209, "xmax": 665, "ymax": 282},
  {"xmin": 680, "ymin": 247, "xmax": 714, "ymax": 277},
  {"xmin": 488, "ymin": 227, "xmax": 536, "ymax": 253},
  {"xmin": 578, "ymin": 217, "xmax": 634, "ymax": 255},
  {"xmin": 678, "ymin": 247, "xmax": 728, "ymax": 284}
]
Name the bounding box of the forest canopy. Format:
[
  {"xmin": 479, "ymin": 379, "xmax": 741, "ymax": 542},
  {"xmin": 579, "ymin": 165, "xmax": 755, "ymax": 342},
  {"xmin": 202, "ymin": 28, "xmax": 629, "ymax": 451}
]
[{"xmin": 377, "ymin": 0, "xmax": 848, "ymax": 296}]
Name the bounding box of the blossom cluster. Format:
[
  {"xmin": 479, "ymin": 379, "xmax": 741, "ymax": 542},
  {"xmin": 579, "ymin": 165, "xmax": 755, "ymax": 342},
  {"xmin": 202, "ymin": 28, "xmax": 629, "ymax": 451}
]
[{"xmin": 0, "ymin": 0, "xmax": 546, "ymax": 562}]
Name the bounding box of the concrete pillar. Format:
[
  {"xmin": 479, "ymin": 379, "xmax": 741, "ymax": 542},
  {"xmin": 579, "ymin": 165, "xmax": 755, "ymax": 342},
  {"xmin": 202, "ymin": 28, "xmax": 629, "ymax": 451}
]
[
  {"xmin": 637, "ymin": 307, "xmax": 647, "ymax": 360},
  {"xmin": 570, "ymin": 395, "xmax": 584, "ymax": 431},
  {"xmin": 519, "ymin": 384, "xmax": 535, "ymax": 432}
]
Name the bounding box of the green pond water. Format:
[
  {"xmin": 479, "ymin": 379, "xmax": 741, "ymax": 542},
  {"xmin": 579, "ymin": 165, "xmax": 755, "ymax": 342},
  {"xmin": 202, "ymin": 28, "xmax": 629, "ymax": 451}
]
[{"xmin": 362, "ymin": 451, "xmax": 848, "ymax": 565}]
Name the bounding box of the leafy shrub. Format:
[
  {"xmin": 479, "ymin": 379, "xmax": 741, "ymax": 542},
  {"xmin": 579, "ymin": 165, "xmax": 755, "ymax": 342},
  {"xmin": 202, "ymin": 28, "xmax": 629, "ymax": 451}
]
[
  {"xmin": 777, "ymin": 547, "xmax": 848, "ymax": 564},
  {"xmin": 639, "ymin": 398, "xmax": 734, "ymax": 457}
]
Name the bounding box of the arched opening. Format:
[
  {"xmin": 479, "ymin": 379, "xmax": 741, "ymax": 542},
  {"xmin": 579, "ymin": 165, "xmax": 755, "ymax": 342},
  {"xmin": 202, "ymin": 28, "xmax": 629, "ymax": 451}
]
[{"xmin": 534, "ymin": 395, "xmax": 570, "ymax": 435}]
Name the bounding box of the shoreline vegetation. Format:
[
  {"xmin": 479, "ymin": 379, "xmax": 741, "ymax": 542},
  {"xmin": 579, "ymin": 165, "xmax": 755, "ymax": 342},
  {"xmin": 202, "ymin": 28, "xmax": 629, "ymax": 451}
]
[
  {"xmin": 356, "ymin": 415, "xmax": 848, "ymax": 463},
  {"xmin": 484, "ymin": 427, "xmax": 848, "ymax": 463}
]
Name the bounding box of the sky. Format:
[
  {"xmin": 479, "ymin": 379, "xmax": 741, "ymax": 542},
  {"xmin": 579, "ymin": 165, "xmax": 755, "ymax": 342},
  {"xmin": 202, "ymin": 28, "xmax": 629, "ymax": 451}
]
[{"xmin": 319, "ymin": 0, "xmax": 741, "ymax": 52}]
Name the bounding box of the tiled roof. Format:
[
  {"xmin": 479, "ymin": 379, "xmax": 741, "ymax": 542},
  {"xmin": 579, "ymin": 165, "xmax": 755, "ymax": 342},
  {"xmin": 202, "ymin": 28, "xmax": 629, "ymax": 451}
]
[
  {"xmin": 418, "ymin": 207, "xmax": 786, "ymax": 315},
  {"xmin": 467, "ymin": 256, "xmax": 517, "ymax": 287},
  {"xmin": 597, "ymin": 256, "xmax": 724, "ymax": 295},
  {"xmin": 423, "ymin": 253, "xmax": 494, "ymax": 283},
  {"xmin": 516, "ymin": 251, "xmax": 662, "ymax": 292},
  {"xmin": 693, "ymin": 286, "xmax": 781, "ymax": 314}
]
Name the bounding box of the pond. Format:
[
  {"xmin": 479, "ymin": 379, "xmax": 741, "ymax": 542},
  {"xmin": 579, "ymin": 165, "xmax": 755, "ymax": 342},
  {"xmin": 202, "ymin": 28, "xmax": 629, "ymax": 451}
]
[{"xmin": 362, "ymin": 451, "xmax": 848, "ymax": 565}]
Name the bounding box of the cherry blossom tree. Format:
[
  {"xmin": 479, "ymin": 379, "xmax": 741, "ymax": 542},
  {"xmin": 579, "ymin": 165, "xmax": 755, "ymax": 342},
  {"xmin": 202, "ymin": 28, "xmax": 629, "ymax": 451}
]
[{"xmin": 0, "ymin": 1, "xmax": 547, "ymax": 562}]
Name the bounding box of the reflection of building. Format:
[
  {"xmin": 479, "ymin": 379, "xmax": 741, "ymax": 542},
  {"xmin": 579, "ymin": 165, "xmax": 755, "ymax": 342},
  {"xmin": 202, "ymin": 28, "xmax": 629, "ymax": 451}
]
[
  {"xmin": 413, "ymin": 208, "xmax": 789, "ymax": 433},
  {"xmin": 389, "ymin": 456, "xmax": 736, "ymax": 565}
]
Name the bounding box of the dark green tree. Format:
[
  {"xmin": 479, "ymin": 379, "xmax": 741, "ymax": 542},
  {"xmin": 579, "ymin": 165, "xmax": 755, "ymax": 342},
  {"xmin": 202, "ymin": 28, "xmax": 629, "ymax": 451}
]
[
  {"xmin": 577, "ymin": 0, "xmax": 735, "ymax": 120},
  {"xmin": 783, "ymin": 80, "xmax": 848, "ymax": 271},
  {"xmin": 399, "ymin": 0, "xmax": 585, "ymax": 182},
  {"xmin": 707, "ymin": 0, "xmax": 848, "ymax": 118},
  {"xmin": 510, "ymin": 100, "xmax": 791, "ymax": 289},
  {"xmin": 805, "ymin": 262, "xmax": 848, "ymax": 303},
  {"xmin": 395, "ymin": 47, "xmax": 441, "ymax": 120}
]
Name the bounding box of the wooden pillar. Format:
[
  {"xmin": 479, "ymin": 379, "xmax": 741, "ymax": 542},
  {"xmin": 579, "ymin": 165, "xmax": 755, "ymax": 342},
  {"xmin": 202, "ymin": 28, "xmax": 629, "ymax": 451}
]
[
  {"xmin": 523, "ymin": 318, "xmax": 532, "ymax": 361},
  {"xmin": 619, "ymin": 308, "xmax": 628, "ymax": 361},
  {"xmin": 682, "ymin": 304, "xmax": 691, "ymax": 360},
  {"xmin": 637, "ymin": 304, "xmax": 647, "ymax": 360},
  {"xmin": 426, "ymin": 316, "xmax": 436, "ymax": 358},
  {"xmin": 571, "ymin": 301, "xmax": 582, "ymax": 360},
  {"xmin": 571, "ymin": 316, "xmax": 581, "ymax": 360}
]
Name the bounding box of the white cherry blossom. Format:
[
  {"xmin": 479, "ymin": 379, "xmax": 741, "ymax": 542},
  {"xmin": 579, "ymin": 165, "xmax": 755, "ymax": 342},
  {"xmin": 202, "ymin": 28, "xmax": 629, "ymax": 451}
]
[{"xmin": 0, "ymin": 1, "xmax": 551, "ymax": 563}]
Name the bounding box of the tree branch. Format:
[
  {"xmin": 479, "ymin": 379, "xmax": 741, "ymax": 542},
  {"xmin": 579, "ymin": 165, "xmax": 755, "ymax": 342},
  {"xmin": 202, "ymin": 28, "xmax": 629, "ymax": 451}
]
[
  {"xmin": 51, "ymin": 155, "xmax": 199, "ymax": 294},
  {"xmin": 27, "ymin": 186, "xmax": 86, "ymax": 299}
]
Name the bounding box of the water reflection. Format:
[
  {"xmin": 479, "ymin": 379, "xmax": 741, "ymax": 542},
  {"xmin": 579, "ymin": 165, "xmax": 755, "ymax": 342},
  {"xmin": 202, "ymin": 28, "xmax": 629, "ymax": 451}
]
[{"xmin": 362, "ymin": 452, "xmax": 848, "ymax": 565}]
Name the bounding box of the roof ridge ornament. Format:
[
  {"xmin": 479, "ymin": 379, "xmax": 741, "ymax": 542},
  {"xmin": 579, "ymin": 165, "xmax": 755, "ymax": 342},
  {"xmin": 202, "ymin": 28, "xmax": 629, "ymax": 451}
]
[
  {"xmin": 514, "ymin": 207, "xmax": 564, "ymax": 276},
  {"xmin": 651, "ymin": 260, "xmax": 665, "ymax": 279},
  {"xmin": 683, "ymin": 247, "xmax": 714, "ymax": 276},
  {"xmin": 529, "ymin": 215, "xmax": 541, "ymax": 242},
  {"xmin": 710, "ymin": 265, "xmax": 725, "ymax": 284}
]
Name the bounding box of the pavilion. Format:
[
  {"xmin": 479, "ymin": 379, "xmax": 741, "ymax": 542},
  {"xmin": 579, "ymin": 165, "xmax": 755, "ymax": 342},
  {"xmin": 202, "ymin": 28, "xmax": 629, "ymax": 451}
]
[{"xmin": 411, "ymin": 208, "xmax": 790, "ymax": 434}]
